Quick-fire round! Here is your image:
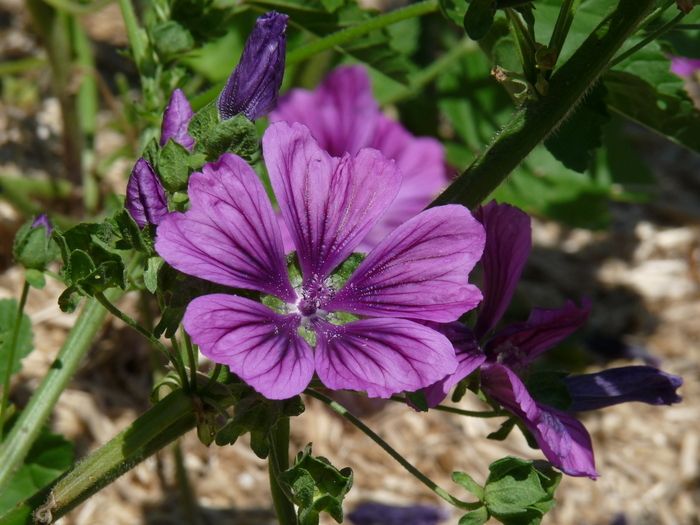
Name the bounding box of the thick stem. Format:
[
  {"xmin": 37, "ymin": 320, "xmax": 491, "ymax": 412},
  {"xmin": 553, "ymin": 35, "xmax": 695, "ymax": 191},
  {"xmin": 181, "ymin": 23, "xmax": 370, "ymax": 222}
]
[
  {"xmin": 306, "ymin": 390, "xmax": 479, "ymax": 511},
  {"xmin": 0, "ymin": 289, "xmax": 123, "ymax": 492},
  {"xmin": 268, "ymin": 418, "xmax": 297, "ymax": 525},
  {"xmin": 430, "ymin": 0, "xmax": 658, "ymax": 209},
  {"xmin": 0, "ymin": 280, "xmax": 30, "ymax": 441}
]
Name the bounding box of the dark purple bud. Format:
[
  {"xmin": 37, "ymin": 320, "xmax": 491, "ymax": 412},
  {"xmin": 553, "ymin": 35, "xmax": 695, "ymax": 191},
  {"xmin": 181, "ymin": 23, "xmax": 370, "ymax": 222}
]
[
  {"xmin": 565, "ymin": 366, "xmax": 682, "ymax": 411},
  {"xmin": 348, "ymin": 502, "xmax": 447, "ymax": 525},
  {"xmin": 31, "ymin": 214, "xmax": 53, "ymax": 237},
  {"xmin": 126, "ymin": 158, "xmax": 169, "ymax": 228},
  {"xmin": 218, "ymin": 11, "xmax": 287, "ymax": 121},
  {"xmin": 160, "ymin": 88, "xmax": 195, "ymax": 151}
]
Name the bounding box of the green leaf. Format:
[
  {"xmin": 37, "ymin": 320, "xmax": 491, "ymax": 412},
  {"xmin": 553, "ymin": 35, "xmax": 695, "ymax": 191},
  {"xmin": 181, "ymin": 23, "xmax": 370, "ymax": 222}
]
[
  {"xmin": 459, "ymin": 506, "xmax": 489, "ymax": 525},
  {"xmin": 0, "ymin": 299, "xmax": 33, "ymax": 381},
  {"xmin": 151, "ymin": 20, "xmax": 195, "ymax": 59},
  {"xmin": 452, "ymin": 471, "xmax": 485, "ymax": 500},
  {"xmin": 281, "ymin": 444, "xmax": 353, "ymax": 525},
  {"xmin": 0, "ymin": 426, "xmax": 74, "ymax": 515},
  {"xmin": 144, "ymin": 257, "xmax": 164, "ymax": 294},
  {"xmin": 465, "ymin": 0, "xmax": 498, "ymax": 41},
  {"xmin": 203, "ymin": 114, "xmax": 259, "ymax": 162},
  {"xmin": 112, "ymin": 209, "xmax": 147, "ymax": 252},
  {"xmin": 188, "ymin": 101, "xmax": 218, "ymax": 147},
  {"xmin": 158, "ymin": 139, "xmax": 191, "ymax": 192},
  {"xmin": 544, "ymin": 83, "xmax": 610, "ymax": 172},
  {"xmin": 24, "ymin": 269, "xmax": 46, "ymax": 290}
]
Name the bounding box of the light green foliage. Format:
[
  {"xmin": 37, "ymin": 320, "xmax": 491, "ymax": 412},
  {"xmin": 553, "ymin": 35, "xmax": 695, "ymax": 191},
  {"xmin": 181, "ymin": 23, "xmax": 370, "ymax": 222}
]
[
  {"xmin": 12, "ymin": 220, "xmax": 59, "ymax": 271},
  {"xmin": 0, "ymin": 299, "xmax": 33, "ymax": 382}
]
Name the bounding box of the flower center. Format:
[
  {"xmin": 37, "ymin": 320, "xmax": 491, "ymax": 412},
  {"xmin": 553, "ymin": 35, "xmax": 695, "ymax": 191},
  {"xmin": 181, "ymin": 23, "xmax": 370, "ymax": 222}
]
[
  {"xmin": 297, "ymin": 297, "xmax": 318, "ymax": 317},
  {"xmin": 295, "ymin": 278, "xmax": 334, "ymax": 318}
]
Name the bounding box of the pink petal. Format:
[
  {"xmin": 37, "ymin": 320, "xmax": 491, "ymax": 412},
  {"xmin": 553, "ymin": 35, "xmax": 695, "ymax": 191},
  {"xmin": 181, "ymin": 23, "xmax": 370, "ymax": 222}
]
[
  {"xmin": 326, "ymin": 206, "xmax": 485, "ymax": 322},
  {"xmin": 473, "ymin": 201, "xmax": 532, "ymax": 338},
  {"xmin": 488, "ymin": 299, "xmax": 590, "ymax": 367},
  {"xmin": 183, "ymin": 294, "xmax": 314, "ymax": 399},
  {"xmin": 155, "ymin": 153, "xmax": 295, "ymax": 301},
  {"xmin": 263, "ymin": 121, "xmax": 401, "ymax": 281},
  {"xmin": 270, "ymin": 65, "xmax": 378, "ymax": 157},
  {"xmin": 313, "ymin": 318, "xmax": 458, "ymax": 398},
  {"xmin": 160, "ymin": 88, "xmax": 195, "ymax": 151}
]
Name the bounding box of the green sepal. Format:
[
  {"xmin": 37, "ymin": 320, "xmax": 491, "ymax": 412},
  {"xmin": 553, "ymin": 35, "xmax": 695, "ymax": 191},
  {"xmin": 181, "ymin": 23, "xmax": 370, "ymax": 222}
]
[
  {"xmin": 280, "ymin": 444, "xmax": 353, "ymax": 525},
  {"xmin": 158, "ymin": 139, "xmax": 191, "ymax": 192},
  {"xmin": 188, "ymin": 101, "xmax": 218, "ymax": 148},
  {"xmin": 141, "ymin": 137, "xmax": 160, "ymax": 168},
  {"xmin": 12, "ymin": 220, "xmax": 59, "ymax": 271},
  {"xmin": 203, "ymin": 114, "xmax": 259, "ymax": 162},
  {"xmin": 452, "ymin": 471, "xmax": 484, "ymax": 501},
  {"xmin": 24, "ymin": 269, "xmax": 46, "ymax": 290},
  {"xmin": 144, "ymin": 257, "xmax": 164, "ymax": 294},
  {"xmin": 112, "ymin": 209, "xmax": 148, "ymax": 252},
  {"xmin": 459, "ymin": 506, "xmax": 489, "ymax": 525},
  {"xmin": 487, "ymin": 417, "xmax": 517, "ymax": 441},
  {"xmin": 406, "ymin": 391, "xmax": 429, "ymax": 412}
]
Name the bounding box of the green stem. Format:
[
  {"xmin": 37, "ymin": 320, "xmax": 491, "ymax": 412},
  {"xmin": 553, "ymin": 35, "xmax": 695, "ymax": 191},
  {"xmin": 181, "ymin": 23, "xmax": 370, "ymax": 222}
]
[
  {"xmin": 183, "ymin": 332, "xmax": 198, "ymax": 393},
  {"xmin": 268, "ymin": 418, "xmax": 297, "ymax": 525},
  {"xmin": 506, "ymin": 8, "xmax": 537, "ymax": 83},
  {"xmin": 387, "ymin": 396, "xmax": 504, "ymax": 418},
  {"xmin": 306, "ymin": 390, "xmax": 479, "ymax": 511},
  {"xmin": 430, "ymin": 0, "xmax": 658, "ymax": 209},
  {"xmin": 609, "ymin": 11, "xmax": 686, "ymax": 68},
  {"xmin": 42, "ymin": 0, "xmax": 112, "ymax": 15},
  {"xmin": 0, "ymin": 57, "xmax": 47, "ymax": 76},
  {"xmin": 0, "ymin": 280, "xmax": 30, "ymax": 441},
  {"xmin": 547, "ymin": 0, "xmax": 582, "ymax": 67},
  {"xmin": 190, "ymin": 0, "xmax": 439, "ymax": 111},
  {"xmin": 0, "ymin": 289, "xmax": 123, "ymax": 492},
  {"xmin": 116, "ymin": 0, "xmax": 146, "ymax": 73},
  {"xmin": 173, "ymin": 441, "xmax": 200, "ymax": 525},
  {"xmin": 169, "ymin": 336, "xmax": 191, "ymax": 392}
]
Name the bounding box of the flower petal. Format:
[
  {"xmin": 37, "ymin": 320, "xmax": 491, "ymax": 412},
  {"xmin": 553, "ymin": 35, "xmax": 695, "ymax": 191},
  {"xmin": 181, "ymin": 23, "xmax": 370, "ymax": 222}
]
[
  {"xmin": 473, "ymin": 201, "xmax": 532, "ymax": 338},
  {"xmin": 160, "ymin": 88, "xmax": 195, "ymax": 150},
  {"xmin": 422, "ymin": 322, "xmax": 485, "ymax": 408},
  {"xmin": 326, "ymin": 206, "xmax": 485, "ymax": 322},
  {"xmin": 360, "ymin": 115, "xmax": 447, "ymax": 250},
  {"xmin": 183, "ymin": 294, "xmax": 313, "ymax": 399},
  {"xmin": 270, "ymin": 65, "xmax": 378, "ymax": 157},
  {"xmin": 565, "ymin": 365, "xmax": 683, "ymax": 411},
  {"xmin": 488, "ymin": 299, "xmax": 590, "ymax": 366},
  {"xmin": 481, "ymin": 363, "xmax": 597, "ymax": 478},
  {"xmin": 155, "ymin": 153, "xmax": 295, "ymax": 301},
  {"xmin": 126, "ymin": 158, "xmax": 169, "ymax": 228},
  {"xmin": 313, "ymin": 318, "xmax": 458, "ymax": 398},
  {"xmin": 263, "ymin": 121, "xmax": 401, "ymax": 281}
]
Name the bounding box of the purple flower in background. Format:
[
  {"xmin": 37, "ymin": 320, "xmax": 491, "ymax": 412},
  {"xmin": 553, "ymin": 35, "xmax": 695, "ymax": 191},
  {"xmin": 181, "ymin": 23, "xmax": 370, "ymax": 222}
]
[
  {"xmin": 565, "ymin": 366, "xmax": 682, "ymax": 411},
  {"xmin": 31, "ymin": 214, "xmax": 53, "ymax": 237},
  {"xmin": 422, "ymin": 201, "xmax": 682, "ymax": 479},
  {"xmin": 271, "ymin": 65, "xmax": 448, "ymax": 250},
  {"xmin": 218, "ymin": 11, "xmax": 288, "ymax": 121},
  {"xmin": 155, "ymin": 121, "xmax": 485, "ymax": 400},
  {"xmin": 670, "ymin": 56, "xmax": 700, "ymax": 78},
  {"xmin": 126, "ymin": 158, "xmax": 168, "ymax": 228},
  {"xmin": 348, "ymin": 502, "xmax": 447, "ymax": 525},
  {"xmin": 160, "ymin": 88, "xmax": 195, "ymax": 151}
]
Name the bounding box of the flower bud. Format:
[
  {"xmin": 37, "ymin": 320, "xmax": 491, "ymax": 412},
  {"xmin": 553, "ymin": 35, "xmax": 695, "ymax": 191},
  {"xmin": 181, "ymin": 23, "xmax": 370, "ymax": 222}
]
[
  {"xmin": 126, "ymin": 158, "xmax": 169, "ymax": 228},
  {"xmin": 161, "ymin": 88, "xmax": 195, "ymax": 151},
  {"xmin": 13, "ymin": 214, "xmax": 58, "ymax": 270},
  {"xmin": 218, "ymin": 11, "xmax": 288, "ymax": 121}
]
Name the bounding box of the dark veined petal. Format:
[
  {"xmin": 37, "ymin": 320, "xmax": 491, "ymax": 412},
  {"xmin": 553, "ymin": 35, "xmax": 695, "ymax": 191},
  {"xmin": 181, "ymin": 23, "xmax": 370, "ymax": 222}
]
[
  {"xmin": 473, "ymin": 201, "xmax": 532, "ymax": 338},
  {"xmin": 481, "ymin": 363, "xmax": 597, "ymax": 478},
  {"xmin": 565, "ymin": 365, "xmax": 683, "ymax": 411},
  {"xmin": 270, "ymin": 65, "xmax": 379, "ymax": 157},
  {"xmin": 183, "ymin": 294, "xmax": 313, "ymax": 400},
  {"xmin": 160, "ymin": 88, "xmax": 195, "ymax": 150},
  {"xmin": 313, "ymin": 318, "xmax": 458, "ymax": 399},
  {"xmin": 263, "ymin": 121, "xmax": 401, "ymax": 283},
  {"xmin": 421, "ymin": 322, "xmax": 486, "ymax": 408},
  {"xmin": 488, "ymin": 299, "xmax": 590, "ymax": 367},
  {"xmin": 155, "ymin": 153, "xmax": 295, "ymax": 301},
  {"xmin": 126, "ymin": 158, "xmax": 169, "ymax": 228},
  {"xmin": 218, "ymin": 11, "xmax": 287, "ymax": 121},
  {"xmin": 326, "ymin": 206, "xmax": 485, "ymax": 323}
]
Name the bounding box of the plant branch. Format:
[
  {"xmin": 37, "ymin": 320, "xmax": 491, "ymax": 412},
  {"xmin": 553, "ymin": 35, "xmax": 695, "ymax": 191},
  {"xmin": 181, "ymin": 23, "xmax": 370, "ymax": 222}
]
[
  {"xmin": 116, "ymin": 0, "xmax": 147, "ymax": 73},
  {"xmin": 268, "ymin": 418, "xmax": 298, "ymax": 525},
  {"xmin": 306, "ymin": 389, "xmax": 480, "ymax": 511},
  {"xmin": 609, "ymin": 11, "xmax": 686, "ymax": 68},
  {"xmin": 430, "ymin": 0, "xmax": 658, "ymax": 209}
]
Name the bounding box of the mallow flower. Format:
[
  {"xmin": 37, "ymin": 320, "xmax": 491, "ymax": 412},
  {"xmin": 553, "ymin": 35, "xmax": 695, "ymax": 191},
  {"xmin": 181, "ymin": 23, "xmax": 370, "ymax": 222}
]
[
  {"xmin": 155, "ymin": 121, "xmax": 486, "ymax": 400},
  {"xmin": 271, "ymin": 65, "xmax": 447, "ymax": 250},
  {"xmin": 422, "ymin": 201, "xmax": 682, "ymax": 478}
]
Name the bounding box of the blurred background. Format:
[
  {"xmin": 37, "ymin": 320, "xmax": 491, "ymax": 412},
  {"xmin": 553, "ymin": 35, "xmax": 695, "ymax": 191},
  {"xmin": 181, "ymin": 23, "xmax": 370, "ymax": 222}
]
[{"xmin": 1, "ymin": 0, "xmax": 699, "ymax": 523}]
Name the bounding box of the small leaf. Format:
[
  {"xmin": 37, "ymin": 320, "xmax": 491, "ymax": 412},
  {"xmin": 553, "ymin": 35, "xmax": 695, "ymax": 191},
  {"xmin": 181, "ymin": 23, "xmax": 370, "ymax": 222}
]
[
  {"xmin": 487, "ymin": 418, "xmax": 517, "ymax": 441},
  {"xmin": 459, "ymin": 506, "xmax": 489, "ymax": 525},
  {"xmin": 452, "ymin": 471, "xmax": 484, "ymax": 500},
  {"xmin": 203, "ymin": 114, "xmax": 259, "ymax": 162},
  {"xmin": 144, "ymin": 257, "xmax": 164, "ymax": 293},
  {"xmin": 151, "ymin": 20, "xmax": 195, "ymax": 59},
  {"xmin": 25, "ymin": 269, "xmax": 46, "ymax": 289},
  {"xmin": 158, "ymin": 139, "xmax": 191, "ymax": 192},
  {"xmin": 464, "ymin": 0, "xmax": 497, "ymax": 41},
  {"xmin": 0, "ymin": 299, "xmax": 33, "ymax": 381},
  {"xmin": 189, "ymin": 101, "xmax": 219, "ymax": 147}
]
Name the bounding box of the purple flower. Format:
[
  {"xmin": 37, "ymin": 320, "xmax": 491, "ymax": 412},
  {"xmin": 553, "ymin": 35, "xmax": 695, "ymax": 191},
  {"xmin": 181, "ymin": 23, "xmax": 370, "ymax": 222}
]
[
  {"xmin": 565, "ymin": 366, "xmax": 682, "ymax": 411},
  {"xmin": 218, "ymin": 11, "xmax": 288, "ymax": 121},
  {"xmin": 271, "ymin": 65, "xmax": 448, "ymax": 250},
  {"xmin": 670, "ymin": 56, "xmax": 700, "ymax": 78},
  {"xmin": 423, "ymin": 202, "xmax": 683, "ymax": 478},
  {"xmin": 126, "ymin": 158, "xmax": 169, "ymax": 228},
  {"xmin": 31, "ymin": 214, "xmax": 53, "ymax": 237},
  {"xmin": 348, "ymin": 502, "xmax": 447, "ymax": 525},
  {"xmin": 155, "ymin": 121, "xmax": 485, "ymax": 400},
  {"xmin": 160, "ymin": 88, "xmax": 195, "ymax": 151}
]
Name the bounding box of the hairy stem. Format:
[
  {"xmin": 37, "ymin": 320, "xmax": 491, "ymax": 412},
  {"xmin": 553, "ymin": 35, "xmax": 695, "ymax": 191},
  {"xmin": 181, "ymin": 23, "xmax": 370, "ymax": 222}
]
[
  {"xmin": 268, "ymin": 418, "xmax": 298, "ymax": 525},
  {"xmin": 0, "ymin": 280, "xmax": 30, "ymax": 441},
  {"xmin": 117, "ymin": 0, "xmax": 147, "ymax": 73},
  {"xmin": 306, "ymin": 389, "xmax": 480, "ymax": 511},
  {"xmin": 431, "ymin": 0, "xmax": 658, "ymax": 209}
]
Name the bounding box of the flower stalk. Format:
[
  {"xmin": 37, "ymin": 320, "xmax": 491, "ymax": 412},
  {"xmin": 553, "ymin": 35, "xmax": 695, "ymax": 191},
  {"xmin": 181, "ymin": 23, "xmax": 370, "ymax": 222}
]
[{"xmin": 268, "ymin": 417, "xmax": 298, "ymax": 525}]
